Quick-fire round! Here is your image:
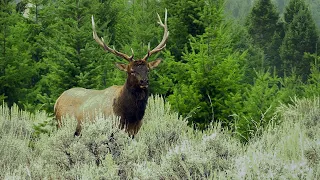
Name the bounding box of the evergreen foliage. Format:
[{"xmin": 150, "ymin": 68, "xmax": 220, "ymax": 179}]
[
  {"xmin": 304, "ymin": 54, "xmax": 320, "ymax": 97},
  {"xmin": 225, "ymin": 0, "xmax": 320, "ymax": 29},
  {"xmin": 280, "ymin": 0, "xmax": 319, "ymax": 80},
  {"xmin": 0, "ymin": 0, "xmax": 36, "ymax": 107},
  {"xmin": 246, "ymin": 0, "xmax": 281, "ymax": 48},
  {"xmin": 1, "ymin": 0, "xmax": 320, "ymax": 145},
  {"xmin": 25, "ymin": 0, "xmax": 122, "ymax": 112},
  {"xmin": 161, "ymin": 0, "xmax": 208, "ymax": 60},
  {"xmin": 284, "ymin": 0, "xmax": 308, "ymax": 25},
  {"xmin": 236, "ymin": 70, "xmax": 280, "ymax": 141},
  {"xmin": 246, "ymin": 0, "xmax": 284, "ymax": 72},
  {"xmin": 167, "ymin": 2, "xmax": 247, "ymax": 128}
]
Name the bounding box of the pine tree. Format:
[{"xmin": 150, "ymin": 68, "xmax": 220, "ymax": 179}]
[
  {"xmin": 167, "ymin": 1, "xmax": 248, "ymax": 128},
  {"xmin": 246, "ymin": 0, "xmax": 284, "ymax": 71},
  {"xmin": 29, "ymin": 0, "xmax": 120, "ymax": 112},
  {"xmin": 114, "ymin": 0, "xmax": 163, "ymax": 56},
  {"xmin": 237, "ymin": 70, "xmax": 280, "ymax": 141},
  {"xmin": 280, "ymin": 0, "xmax": 318, "ymax": 81},
  {"xmin": 0, "ymin": 1, "xmax": 36, "ymax": 107},
  {"xmin": 161, "ymin": 0, "xmax": 207, "ymax": 60},
  {"xmin": 304, "ymin": 54, "xmax": 320, "ymax": 97},
  {"xmin": 284, "ymin": 0, "xmax": 307, "ymax": 25}
]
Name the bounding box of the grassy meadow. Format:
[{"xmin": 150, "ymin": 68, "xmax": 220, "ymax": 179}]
[{"xmin": 0, "ymin": 96, "xmax": 319, "ymax": 179}]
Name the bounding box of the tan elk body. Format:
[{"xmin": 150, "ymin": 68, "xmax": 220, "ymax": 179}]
[{"xmin": 54, "ymin": 10, "xmax": 169, "ymax": 137}]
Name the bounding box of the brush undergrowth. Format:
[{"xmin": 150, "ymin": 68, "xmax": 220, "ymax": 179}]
[{"xmin": 0, "ymin": 96, "xmax": 319, "ymax": 179}]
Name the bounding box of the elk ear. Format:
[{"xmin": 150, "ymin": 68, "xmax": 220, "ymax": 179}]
[
  {"xmin": 148, "ymin": 59, "xmax": 162, "ymax": 69},
  {"xmin": 115, "ymin": 63, "xmax": 128, "ymax": 71}
]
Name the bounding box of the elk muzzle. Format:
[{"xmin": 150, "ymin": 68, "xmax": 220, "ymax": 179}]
[{"xmin": 139, "ymin": 79, "xmax": 149, "ymax": 89}]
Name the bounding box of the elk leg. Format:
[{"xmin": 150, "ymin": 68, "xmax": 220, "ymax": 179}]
[{"xmin": 74, "ymin": 122, "xmax": 82, "ymax": 137}]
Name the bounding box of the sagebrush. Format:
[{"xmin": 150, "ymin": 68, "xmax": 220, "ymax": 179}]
[{"xmin": 0, "ymin": 96, "xmax": 319, "ymax": 179}]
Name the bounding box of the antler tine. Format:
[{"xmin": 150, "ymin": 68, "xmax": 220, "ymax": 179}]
[
  {"xmin": 92, "ymin": 16, "xmax": 133, "ymax": 62},
  {"xmin": 142, "ymin": 9, "xmax": 169, "ymax": 61},
  {"xmin": 131, "ymin": 48, "xmax": 134, "ymax": 60}
]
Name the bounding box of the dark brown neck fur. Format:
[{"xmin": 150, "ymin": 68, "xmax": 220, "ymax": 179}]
[{"xmin": 113, "ymin": 80, "xmax": 148, "ymax": 125}]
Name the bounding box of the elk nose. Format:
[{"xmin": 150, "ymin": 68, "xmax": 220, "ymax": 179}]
[
  {"xmin": 140, "ymin": 79, "xmax": 149, "ymax": 85},
  {"xmin": 139, "ymin": 79, "xmax": 149, "ymax": 88}
]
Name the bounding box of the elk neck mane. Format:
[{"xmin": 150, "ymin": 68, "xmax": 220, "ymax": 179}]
[{"xmin": 114, "ymin": 80, "xmax": 149, "ymax": 124}]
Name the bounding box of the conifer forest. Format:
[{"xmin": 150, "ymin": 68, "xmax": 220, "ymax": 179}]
[{"xmin": 1, "ymin": 0, "xmax": 320, "ymax": 179}]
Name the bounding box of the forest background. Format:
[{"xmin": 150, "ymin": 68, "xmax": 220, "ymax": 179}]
[{"xmin": 1, "ymin": 0, "xmax": 320, "ymax": 141}]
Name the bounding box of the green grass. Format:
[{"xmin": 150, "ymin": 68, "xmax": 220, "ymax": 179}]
[{"xmin": 0, "ymin": 96, "xmax": 319, "ymax": 179}]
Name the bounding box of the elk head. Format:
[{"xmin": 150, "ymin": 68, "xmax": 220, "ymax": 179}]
[{"xmin": 92, "ymin": 9, "xmax": 169, "ymax": 89}]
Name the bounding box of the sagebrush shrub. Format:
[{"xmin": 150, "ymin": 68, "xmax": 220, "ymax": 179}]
[
  {"xmin": 1, "ymin": 96, "xmax": 320, "ymax": 179},
  {"xmin": 0, "ymin": 104, "xmax": 34, "ymax": 179}
]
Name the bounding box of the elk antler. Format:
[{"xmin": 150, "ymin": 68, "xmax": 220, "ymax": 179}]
[
  {"xmin": 142, "ymin": 8, "xmax": 169, "ymax": 61},
  {"xmin": 92, "ymin": 16, "xmax": 134, "ymax": 62}
]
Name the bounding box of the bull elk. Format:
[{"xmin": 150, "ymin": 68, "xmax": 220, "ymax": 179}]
[{"xmin": 54, "ymin": 9, "xmax": 169, "ymax": 137}]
